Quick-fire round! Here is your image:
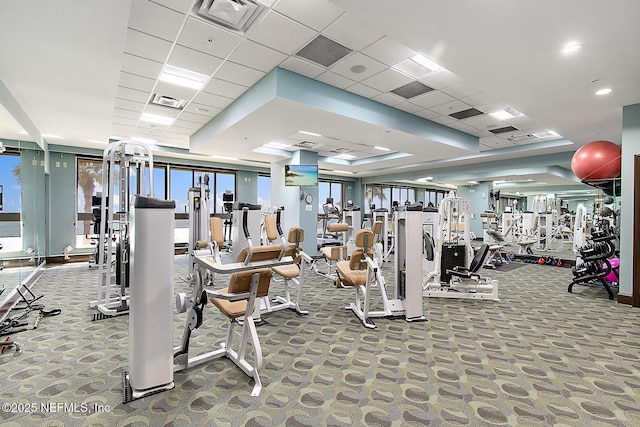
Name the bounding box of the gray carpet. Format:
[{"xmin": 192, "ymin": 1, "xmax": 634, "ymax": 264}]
[{"xmin": 1, "ymin": 254, "xmax": 639, "ymax": 427}]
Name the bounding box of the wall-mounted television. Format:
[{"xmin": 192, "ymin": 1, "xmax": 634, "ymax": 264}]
[{"xmin": 285, "ymin": 164, "xmax": 318, "ymax": 187}]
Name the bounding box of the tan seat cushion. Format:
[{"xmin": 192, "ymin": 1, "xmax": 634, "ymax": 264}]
[
  {"xmin": 336, "ymin": 260, "xmax": 368, "ymax": 287},
  {"xmin": 320, "ymin": 245, "xmax": 347, "ymax": 261},
  {"xmin": 235, "ymin": 245, "xmax": 284, "ymax": 263},
  {"xmin": 272, "ymin": 263, "xmax": 299, "ymax": 279},
  {"xmin": 210, "ymin": 269, "xmax": 272, "ymax": 319}
]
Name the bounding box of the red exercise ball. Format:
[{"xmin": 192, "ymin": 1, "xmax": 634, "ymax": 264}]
[{"xmin": 571, "ymin": 140, "xmax": 621, "ymax": 182}]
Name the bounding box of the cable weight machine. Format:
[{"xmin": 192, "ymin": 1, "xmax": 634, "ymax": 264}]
[{"xmin": 92, "ymin": 140, "xmax": 154, "ymax": 317}]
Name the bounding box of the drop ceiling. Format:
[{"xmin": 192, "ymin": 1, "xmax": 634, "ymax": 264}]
[{"xmin": 0, "ymin": 0, "xmax": 638, "ymax": 195}]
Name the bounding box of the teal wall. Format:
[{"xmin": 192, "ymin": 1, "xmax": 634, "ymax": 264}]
[
  {"xmin": 619, "ymin": 103, "xmax": 640, "ymax": 297},
  {"xmin": 47, "ymin": 151, "xmax": 76, "ymax": 256},
  {"xmin": 236, "ymin": 170, "xmax": 258, "ymax": 204},
  {"xmin": 456, "ymin": 182, "xmax": 492, "ymax": 237}
]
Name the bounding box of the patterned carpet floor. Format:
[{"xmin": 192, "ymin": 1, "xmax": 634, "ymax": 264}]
[{"xmin": 1, "ymin": 253, "xmax": 639, "ymax": 427}]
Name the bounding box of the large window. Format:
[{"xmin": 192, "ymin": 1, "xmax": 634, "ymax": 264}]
[
  {"xmin": 318, "ymin": 180, "xmax": 342, "ymax": 212},
  {"xmin": 257, "ymin": 175, "xmax": 271, "ymax": 211},
  {"xmin": 365, "ymin": 184, "xmax": 415, "ymax": 213},
  {"xmin": 0, "ymin": 152, "xmax": 22, "ymax": 252},
  {"xmin": 77, "ymin": 158, "xmax": 236, "ymax": 247}
]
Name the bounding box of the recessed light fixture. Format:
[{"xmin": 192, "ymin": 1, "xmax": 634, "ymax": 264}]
[
  {"xmin": 468, "ymin": 181, "xmax": 479, "ymax": 185},
  {"xmin": 374, "ymin": 146, "xmax": 391, "ymax": 152},
  {"xmin": 392, "ymin": 54, "xmax": 441, "ymax": 79},
  {"xmin": 532, "ymin": 130, "xmax": 560, "ymax": 138},
  {"xmin": 42, "ymin": 134, "xmax": 63, "ymax": 139},
  {"xmin": 195, "ymin": 107, "xmax": 210, "ymax": 113},
  {"xmin": 334, "ymin": 153, "xmax": 356, "ymax": 160},
  {"xmin": 422, "ymin": 176, "xmax": 433, "ymax": 181},
  {"xmin": 159, "ymin": 64, "xmax": 208, "ymax": 90},
  {"xmin": 299, "ymin": 130, "xmax": 321, "ymax": 137},
  {"xmin": 333, "ymin": 170, "xmax": 353, "ymax": 174},
  {"xmin": 595, "ymin": 88, "xmax": 612, "ymax": 95},
  {"xmin": 350, "ymin": 65, "xmax": 367, "ymax": 74},
  {"xmin": 561, "ymin": 42, "xmax": 582, "ymax": 54},
  {"xmin": 262, "ymin": 142, "xmax": 290, "ymax": 150},
  {"xmin": 490, "ymin": 108, "xmax": 523, "ymax": 121},
  {"xmin": 140, "ymin": 113, "xmax": 175, "ymax": 126}
]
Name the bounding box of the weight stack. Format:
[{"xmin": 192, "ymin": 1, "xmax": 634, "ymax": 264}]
[{"xmin": 440, "ymin": 244, "xmax": 466, "ymax": 283}]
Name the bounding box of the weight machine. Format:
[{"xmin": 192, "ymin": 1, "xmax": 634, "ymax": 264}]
[
  {"xmin": 187, "ymin": 175, "xmax": 211, "ymax": 278},
  {"xmin": 423, "ymin": 193, "xmax": 499, "ymax": 300},
  {"xmin": 93, "ymin": 140, "xmax": 154, "ymax": 317},
  {"xmin": 371, "ymin": 208, "xmax": 390, "ymax": 261},
  {"xmin": 231, "ymin": 202, "xmax": 261, "ymax": 262}
]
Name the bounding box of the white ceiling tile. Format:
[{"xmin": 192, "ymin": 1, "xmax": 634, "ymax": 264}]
[
  {"xmin": 116, "ymin": 86, "xmax": 150, "ymax": 103},
  {"xmin": 177, "ymin": 111, "xmax": 211, "ymax": 124},
  {"xmin": 144, "ymin": 104, "xmax": 181, "ymax": 118},
  {"xmin": 176, "ymin": 17, "xmax": 242, "ymax": 59},
  {"xmin": 118, "ymin": 71, "xmax": 156, "ymax": 92},
  {"xmin": 123, "ymin": 28, "xmax": 172, "ymax": 63},
  {"xmin": 113, "ymin": 116, "xmax": 138, "ymax": 127},
  {"xmin": 167, "ymin": 44, "xmax": 224, "ymax": 76},
  {"xmin": 136, "ymin": 121, "xmax": 169, "ymax": 133},
  {"xmin": 152, "ymin": 0, "xmax": 193, "ymax": 14},
  {"xmin": 110, "ymin": 124, "xmax": 137, "ymax": 136},
  {"xmin": 164, "ymin": 127, "xmax": 194, "ymax": 136},
  {"xmin": 273, "ymin": 0, "xmax": 344, "ymax": 31},
  {"xmin": 430, "ymin": 99, "xmax": 472, "ymax": 116},
  {"xmin": 113, "ymin": 108, "xmax": 142, "ymax": 120},
  {"xmin": 460, "ymin": 114, "xmax": 503, "ymax": 129},
  {"xmin": 202, "ymin": 78, "xmax": 248, "ymax": 99},
  {"xmin": 393, "ymin": 102, "xmax": 423, "ymax": 114},
  {"xmin": 479, "ymin": 137, "xmax": 517, "ymax": 149},
  {"xmin": 182, "ymin": 102, "xmax": 221, "ymax": 116},
  {"xmin": 329, "ymin": 52, "xmax": 387, "ymax": 82},
  {"xmin": 372, "ymin": 92, "xmax": 403, "ymax": 107},
  {"xmin": 440, "ymin": 81, "xmax": 482, "ymax": 99},
  {"xmin": 345, "ymin": 83, "xmax": 381, "ymax": 98},
  {"xmin": 279, "ymin": 57, "xmax": 325, "ymax": 78},
  {"xmin": 418, "ymin": 69, "xmax": 464, "ymax": 90},
  {"xmin": 246, "ymin": 10, "xmax": 316, "ymax": 55},
  {"xmin": 120, "ymin": 53, "xmax": 163, "ymax": 79},
  {"xmin": 446, "ymin": 121, "xmax": 474, "ymax": 132},
  {"xmin": 192, "ymin": 91, "xmax": 234, "ymax": 109},
  {"xmin": 323, "ymin": 13, "xmax": 384, "ymax": 51},
  {"xmin": 114, "ymin": 98, "xmax": 146, "ymax": 113},
  {"xmin": 152, "ymin": 81, "xmax": 198, "ymax": 102},
  {"xmin": 413, "ymin": 109, "xmax": 440, "ymax": 120},
  {"xmin": 361, "ymin": 36, "xmax": 416, "ymax": 67},
  {"xmin": 409, "ymin": 91, "xmax": 456, "ymax": 109},
  {"xmin": 462, "ymin": 92, "xmax": 497, "ymax": 108},
  {"xmin": 361, "ymin": 68, "xmax": 413, "ymax": 92},
  {"xmin": 128, "ymin": 0, "xmax": 184, "ymax": 42},
  {"xmin": 316, "ymin": 71, "xmax": 355, "ymax": 89},
  {"xmin": 464, "ymin": 128, "xmax": 491, "ymax": 138},
  {"xmin": 213, "ymin": 61, "xmax": 266, "ymax": 87},
  {"xmin": 429, "ymin": 115, "xmax": 457, "ymax": 126},
  {"xmin": 172, "ymin": 119, "xmax": 202, "ymax": 130},
  {"xmin": 228, "ymin": 39, "xmax": 288, "ymax": 72}
]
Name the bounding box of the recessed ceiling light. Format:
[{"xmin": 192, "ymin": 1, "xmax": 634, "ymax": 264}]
[
  {"xmin": 422, "ymin": 176, "xmax": 433, "ymax": 181},
  {"xmin": 532, "ymin": 130, "xmax": 560, "ymax": 138},
  {"xmin": 350, "ymin": 65, "xmax": 367, "ymax": 74},
  {"xmin": 299, "ymin": 130, "xmax": 321, "ymax": 137},
  {"xmin": 374, "ymin": 146, "xmax": 391, "ymax": 151},
  {"xmin": 42, "ymin": 134, "xmax": 63, "ymax": 139},
  {"xmin": 334, "ymin": 153, "xmax": 356, "ymax": 160},
  {"xmin": 411, "ymin": 54, "xmax": 441, "ymax": 72},
  {"xmin": 195, "ymin": 107, "xmax": 210, "ymax": 113},
  {"xmin": 333, "ymin": 170, "xmax": 353, "ymax": 174},
  {"xmin": 140, "ymin": 113, "xmax": 175, "ymax": 126},
  {"xmin": 210, "ymin": 155, "xmax": 239, "ymax": 161},
  {"xmin": 595, "ymin": 88, "xmax": 612, "ymax": 95},
  {"xmin": 159, "ymin": 64, "xmax": 208, "ymax": 90},
  {"xmin": 489, "ymin": 108, "xmax": 523, "ymax": 121},
  {"xmin": 561, "ymin": 42, "xmax": 582, "ymax": 54},
  {"xmin": 262, "ymin": 141, "xmax": 290, "ymax": 150},
  {"xmin": 468, "ymin": 181, "xmax": 479, "ymax": 185}
]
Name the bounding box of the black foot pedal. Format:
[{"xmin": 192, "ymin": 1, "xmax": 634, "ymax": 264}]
[{"xmin": 92, "ymin": 312, "xmax": 113, "ymax": 322}]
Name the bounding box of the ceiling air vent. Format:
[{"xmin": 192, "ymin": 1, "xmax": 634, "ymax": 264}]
[
  {"xmin": 296, "ymin": 35, "xmax": 352, "ymax": 67},
  {"xmin": 191, "ymin": 0, "xmax": 266, "ymax": 36},
  {"xmin": 488, "ymin": 125, "xmax": 519, "ymax": 134},
  {"xmin": 390, "ymin": 81, "xmax": 434, "ymax": 99},
  {"xmin": 294, "ymin": 141, "xmax": 315, "ymax": 148},
  {"xmin": 449, "ymin": 108, "xmax": 483, "ymax": 120},
  {"xmin": 150, "ymin": 94, "xmax": 186, "ymax": 109}
]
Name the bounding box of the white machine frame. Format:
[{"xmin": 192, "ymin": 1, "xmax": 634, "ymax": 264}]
[
  {"xmin": 174, "ymin": 252, "xmax": 294, "ymax": 396},
  {"xmin": 93, "ymin": 140, "xmax": 154, "ymax": 316}
]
